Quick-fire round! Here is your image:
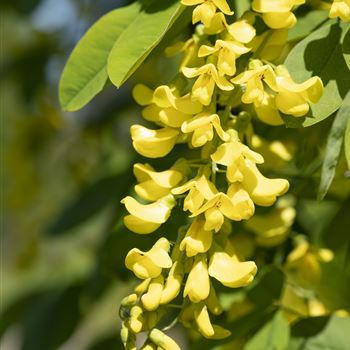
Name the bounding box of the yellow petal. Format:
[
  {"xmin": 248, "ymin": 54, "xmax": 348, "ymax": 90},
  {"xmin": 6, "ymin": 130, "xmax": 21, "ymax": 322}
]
[
  {"xmin": 160, "ymin": 261, "xmax": 184, "ymax": 304},
  {"xmin": 180, "ymin": 218, "xmax": 213, "ymax": 256},
  {"xmin": 142, "ymin": 105, "xmax": 161, "ymax": 123},
  {"xmin": 275, "ymin": 90, "xmax": 310, "ymax": 117},
  {"xmin": 184, "ymin": 255, "xmax": 210, "ymax": 302},
  {"xmin": 133, "ymin": 163, "xmax": 183, "ymax": 188},
  {"xmin": 149, "ymin": 328, "xmax": 181, "ymax": 350},
  {"xmin": 228, "ymin": 20, "xmax": 256, "ymax": 43},
  {"xmin": 193, "ymin": 2, "xmax": 216, "ymax": 26},
  {"xmin": 133, "ymin": 84, "xmax": 153, "ymax": 106},
  {"xmin": 213, "ymin": 0, "xmax": 233, "ymax": 14},
  {"xmin": 241, "ymin": 160, "xmax": 289, "ymax": 206},
  {"xmin": 194, "ymin": 304, "xmax": 215, "ymax": 337},
  {"xmin": 208, "ymin": 250, "xmax": 257, "ymax": 288},
  {"xmin": 130, "ymin": 125, "xmax": 179, "ymax": 158},
  {"xmin": 252, "ymin": 0, "xmax": 295, "ymax": 12},
  {"xmin": 124, "ymin": 215, "xmax": 161, "ymax": 234},
  {"xmin": 135, "ymin": 181, "xmax": 170, "ymax": 201},
  {"xmin": 141, "ymin": 275, "xmax": 164, "ymax": 311},
  {"xmin": 121, "ymin": 195, "xmax": 175, "ymax": 223},
  {"xmin": 262, "ymin": 12, "xmax": 297, "ymax": 29},
  {"xmin": 255, "ymin": 92, "xmax": 284, "ymax": 125}
]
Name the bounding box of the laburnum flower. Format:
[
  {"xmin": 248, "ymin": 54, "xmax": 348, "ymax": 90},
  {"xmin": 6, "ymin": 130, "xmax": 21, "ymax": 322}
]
[
  {"xmin": 172, "ymin": 173, "xmax": 218, "ymax": 213},
  {"xmin": 208, "ymin": 242, "xmax": 257, "ymax": 288},
  {"xmin": 245, "ymin": 205, "xmax": 296, "ymax": 247},
  {"xmin": 180, "ymin": 218, "xmax": 213, "ymax": 257},
  {"xmin": 211, "ymin": 137, "xmax": 289, "ymax": 206},
  {"xmin": 274, "ymin": 66, "xmax": 324, "ymax": 117},
  {"xmin": 211, "ymin": 135, "xmax": 264, "ymax": 182},
  {"xmin": 231, "ymin": 62, "xmax": 278, "ymax": 106},
  {"xmin": 181, "ymin": 0, "xmax": 233, "ymax": 27},
  {"xmin": 133, "ymin": 163, "xmax": 184, "ymax": 201},
  {"xmin": 121, "ymin": 194, "xmax": 176, "ymax": 234},
  {"xmin": 125, "ymin": 238, "xmax": 172, "ymax": 279},
  {"xmin": 160, "ymin": 261, "xmax": 184, "ymax": 304},
  {"xmin": 184, "ymin": 254, "xmax": 210, "ymax": 302},
  {"xmin": 252, "ymin": 0, "xmax": 305, "ymax": 29},
  {"xmin": 232, "ymin": 61, "xmax": 324, "ymax": 124},
  {"xmin": 130, "ymin": 125, "xmax": 179, "ymax": 158},
  {"xmin": 141, "ymin": 275, "xmax": 165, "ymax": 311},
  {"xmin": 329, "ymin": 0, "xmax": 350, "ymax": 21},
  {"xmin": 183, "ymin": 63, "xmax": 233, "ymax": 106},
  {"xmin": 181, "ymin": 112, "xmax": 229, "ymax": 147},
  {"xmin": 194, "ymin": 303, "xmax": 231, "ymax": 339},
  {"xmin": 226, "ymin": 16, "xmax": 256, "ymax": 44},
  {"xmin": 198, "ymin": 40, "xmax": 250, "ymax": 76},
  {"xmin": 191, "ymin": 183, "xmax": 255, "ymax": 232},
  {"xmin": 149, "ymin": 329, "xmax": 181, "ymax": 350},
  {"xmin": 133, "ymin": 84, "xmax": 202, "ymax": 128}
]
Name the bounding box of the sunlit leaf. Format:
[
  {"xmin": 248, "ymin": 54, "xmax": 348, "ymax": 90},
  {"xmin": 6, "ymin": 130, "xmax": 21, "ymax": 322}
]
[
  {"xmin": 284, "ymin": 21, "xmax": 350, "ymax": 127},
  {"xmin": 245, "ymin": 310, "xmax": 290, "ymax": 350},
  {"xmin": 59, "ymin": 3, "xmax": 141, "ymax": 111},
  {"xmin": 318, "ymin": 91, "xmax": 350, "ymax": 199},
  {"xmin": 107, "ymin": 0, "xmax": 184, "ymax": 88}
]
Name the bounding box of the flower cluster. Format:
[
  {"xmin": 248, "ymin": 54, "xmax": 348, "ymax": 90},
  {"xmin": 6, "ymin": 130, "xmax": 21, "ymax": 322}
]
[{"xmin": 119, "ymin": 0, "xmax": 325, "ymax": 348}]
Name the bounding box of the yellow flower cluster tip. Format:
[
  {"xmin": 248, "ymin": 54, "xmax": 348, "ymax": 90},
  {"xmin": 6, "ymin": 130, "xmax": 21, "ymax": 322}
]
[{"xmin": 119, "ymin": 0, "xmax": 325, "ymax": 348}]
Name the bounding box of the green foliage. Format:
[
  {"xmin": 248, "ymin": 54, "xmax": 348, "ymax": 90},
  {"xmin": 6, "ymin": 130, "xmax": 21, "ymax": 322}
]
[
  {"xmin": 288, "ymin": 316, "xmax": 350, "ymax": 350},
  {"xmin": 318, "ymin": 91, "xmax": 350, "ymax": 199},
  {"xmin": 284, "ymin": 21, "xmax": 350, "ymax": 127},
  {"xmin": 245, "ymin": 311, "xmax": 290, "ymax": 350},
  {"xmin": 107, "ymin": 0, "xmax": 184, "ymax": 88},
  {"xmin": 59, "ymin": 3, "xmax": 141, "ymax": 111},
  {"xmin": 345, "ymin": 116, "xmax": 350, "ymax": 168}
]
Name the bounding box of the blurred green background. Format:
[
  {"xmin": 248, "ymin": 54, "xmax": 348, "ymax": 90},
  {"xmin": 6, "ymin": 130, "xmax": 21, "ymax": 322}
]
[
  {"xmin": 1, "ymin": 1, "xmax": 350, "ymax": 349},
  {"xmin": 1, "ymin": 1, "xmax": 166, "ymax": 348}
]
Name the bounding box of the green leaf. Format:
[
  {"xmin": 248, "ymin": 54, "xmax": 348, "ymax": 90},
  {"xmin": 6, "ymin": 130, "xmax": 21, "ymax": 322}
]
[
  {"xmin": 345, "ymin": 114, "xmax": 350, "ymax": 169},
  {"xmin": 107, "ymin": 0, "xmax": 184, "ymax": 88},
  {"xmin": 318, "ymin": 91, "xmax": 350, "ymax": 199},
  {"xmin": 59, "ymin": 3, "xmax": 141, "ymax": 111},
  {"xmin": 284, "ymin": 21, "xmax": 350, "ymax": 127},
  {"xmin": 288, "ymin": 316, "xmax": 350, "ymax": 350},
  {"xmin": 245, "ymin": 311, "xmax": 290, "ymax": 350},
  {"xmin": 342, "ymin": 27, "xmax": 350, "ymax": 70},
  {"xmin": 288, "ymin": 10, "xmax": 328, "ymax": 42}
]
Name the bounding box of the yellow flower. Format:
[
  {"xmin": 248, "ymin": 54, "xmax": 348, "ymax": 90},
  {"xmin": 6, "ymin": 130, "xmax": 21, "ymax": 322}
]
[
  {"xmin": 125, "ymin": 238, "xmax": 172, "ymax": 279},
  {"xmin": 121, "ymin": 194, "xmax": 176, "ymax": 234},
  {"xmin": 149, "ymin": 329, "xmax": 181, "ymax": 350},
  {"xmin": 172, "ymin": 174, "xmax": 218, "ymax": 213},
  {"xmin": 227, "ymin": 16, "xmax": 256, "ymax": 44},
  {"xmin": 194, "ymin": 303, "xmax": 231, "ymax": 339},
  {"xmin": 191, "ymin": 184, "xmax": 255, "ymax": 232},
  {"xmin": 180, "ymin": 218, "xmax": 213, "ymax": 257},
  {"xmin": 275, "ymin": 66, "xmax": 324, "ymax": 117},
  {"xmin": 133, "ymin": 84, "xmax": 203, "ymax": 128},
  {"xmin": 133, "ymin": 163, "xmax": 184, "ymax": 201},
  {"xmin": 208, "ymin": 243, "xmax": 257, "ymax": 288},
  {"xmin": 241, "ymin": 159, "xmax": 289, "ymax": 206},
  {"xmin": 184, "ymin": 254, "xmax": 210, "ymax": 302},
  {"xmin": 198, "ymin": 40, "xmax": 250, "ymax": 76},
  {"xmin": 329, "ymin": 0, "xmax": 350, "ymax": 21},
  {"xmin": 231, "ymin": 62, "xmax": 277, "ymax": 105},
  {"xmin": 160, "ymin": 261, "xmax": 184, "ymax": 304},
  {"xmin": 181, "ymin": 112, "xmax": 229, "ymax": 147},
  {"xmin": 141, "ymin": 275, "xmax": 165, "ymax": 311},
  {"xmin": 252, "ymin": 0, "xmax": 305, "ymax": 28},
  {"xmin": 245, "ymin": 206, "xmax": 296, "ymax": 247},
  {"xmin": 182, "ymin": 0, "xmax": 233, "ymax": 27},
  {"xmin": 130, "ymin": 125, "xmax": 179, "ymax": 158},
  {"xmin": 211, "ymin": 136, "xmax": 264, "ymax": 183},
  {"xmin": 183, "ymin": 63, "xmax": 233, "ymax": 106}
]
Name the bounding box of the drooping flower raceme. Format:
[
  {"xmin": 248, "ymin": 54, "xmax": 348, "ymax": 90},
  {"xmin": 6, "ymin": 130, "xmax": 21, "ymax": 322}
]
[{"xmin": 118, "ymin": 0, "xmax": 324, "ymax": 348}]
